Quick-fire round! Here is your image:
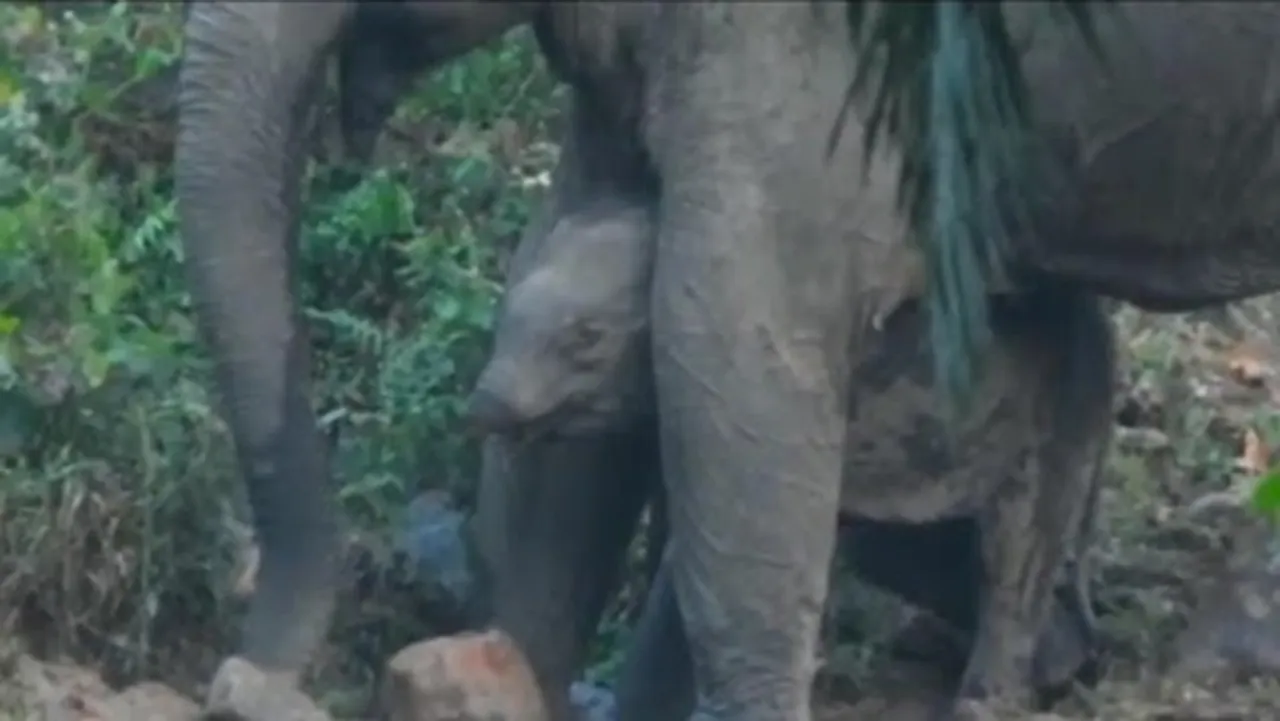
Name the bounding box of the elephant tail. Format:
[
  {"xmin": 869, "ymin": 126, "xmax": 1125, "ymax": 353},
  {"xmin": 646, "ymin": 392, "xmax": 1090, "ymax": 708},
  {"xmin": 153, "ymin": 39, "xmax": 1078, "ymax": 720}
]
[{"xmin": 836, "ymin": 1, "xmax": 1112, "ymax": 416}]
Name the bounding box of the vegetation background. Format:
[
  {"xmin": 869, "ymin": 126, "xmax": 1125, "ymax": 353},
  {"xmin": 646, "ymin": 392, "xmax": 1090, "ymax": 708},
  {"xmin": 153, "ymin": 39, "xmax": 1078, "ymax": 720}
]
[{"xmin": 5, "ymin": 3, "xmax": 1280, "ymax": 719}]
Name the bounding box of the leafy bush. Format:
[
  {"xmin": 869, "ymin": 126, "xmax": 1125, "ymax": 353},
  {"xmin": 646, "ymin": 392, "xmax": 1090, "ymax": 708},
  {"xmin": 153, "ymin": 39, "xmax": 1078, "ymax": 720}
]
[{"xmin": 0, "ymin": 0, "xmax": 561, "ymax": 687}]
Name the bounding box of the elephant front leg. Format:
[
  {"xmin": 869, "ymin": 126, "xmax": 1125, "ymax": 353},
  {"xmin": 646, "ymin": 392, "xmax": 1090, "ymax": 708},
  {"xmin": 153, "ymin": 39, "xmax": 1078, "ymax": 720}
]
[
  {"xmin": 473, "ymin": 433, "xmax": 654, "ymax": 719},
  {"xmin": 650, "ymin": 198, "xmax": 850, "ymax": 721}
]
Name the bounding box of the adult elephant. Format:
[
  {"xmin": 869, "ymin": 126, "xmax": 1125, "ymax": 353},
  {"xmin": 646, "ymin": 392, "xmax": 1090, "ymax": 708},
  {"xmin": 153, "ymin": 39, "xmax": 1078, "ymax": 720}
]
[{"xmin": 176, "ymin": 3, "xmax": 1280, "ymax": 721}]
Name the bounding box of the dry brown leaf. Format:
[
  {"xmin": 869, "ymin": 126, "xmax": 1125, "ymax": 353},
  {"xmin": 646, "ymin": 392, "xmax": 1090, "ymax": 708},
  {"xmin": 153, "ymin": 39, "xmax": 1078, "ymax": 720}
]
[
  {"xmin": 230, "ymin": 541, "xmax": 259, "ymax": 599},
  {"xmin": 1227, "ymin": 343, "xmax": 1270, "ymax": 387},
  {"xmin": 1237, "ymin": 427, "xmax": 1271, "ymax": 477}
]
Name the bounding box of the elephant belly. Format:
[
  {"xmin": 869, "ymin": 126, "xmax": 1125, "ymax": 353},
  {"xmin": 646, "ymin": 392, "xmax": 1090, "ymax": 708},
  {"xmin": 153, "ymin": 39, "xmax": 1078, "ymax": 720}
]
[
  {"xmin": 1017, "ymin": 2, "xmax": 1280, "ymax": 309},
  {"xmin": 839, "ymin": 303, "xmax": 1035, "ymax": 523},
  {"xmin": 839, "ymin": 391, "xmax": 1029, "ymax": 523}
]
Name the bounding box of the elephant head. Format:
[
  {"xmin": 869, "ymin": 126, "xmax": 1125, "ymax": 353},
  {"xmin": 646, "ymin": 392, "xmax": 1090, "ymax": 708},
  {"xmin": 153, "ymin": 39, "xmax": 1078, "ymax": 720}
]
[
  {"xmin": 467, "ymin": 198, "xmax": 658, "ymax": 438},
  {"xmin": 175, "ymin": 1, "xmax": 537, "ymax": 675}
]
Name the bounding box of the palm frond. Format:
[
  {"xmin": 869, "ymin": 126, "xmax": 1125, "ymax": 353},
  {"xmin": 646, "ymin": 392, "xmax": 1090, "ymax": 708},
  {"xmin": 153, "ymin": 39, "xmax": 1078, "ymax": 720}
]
[{"xmin": 838, "ymin": 1, "xmax": 1114, "ymax": 413}]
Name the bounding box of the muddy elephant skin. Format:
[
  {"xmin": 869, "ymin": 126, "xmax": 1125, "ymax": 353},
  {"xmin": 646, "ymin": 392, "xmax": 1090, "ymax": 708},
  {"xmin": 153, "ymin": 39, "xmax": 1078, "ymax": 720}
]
[
  {"xmin": 177, "ymin": 3, "xmax": 1280, "ymax": 719},
  {"xmin": 471, "ymin": 191, "xmax": 1115, "ymax": 718}
]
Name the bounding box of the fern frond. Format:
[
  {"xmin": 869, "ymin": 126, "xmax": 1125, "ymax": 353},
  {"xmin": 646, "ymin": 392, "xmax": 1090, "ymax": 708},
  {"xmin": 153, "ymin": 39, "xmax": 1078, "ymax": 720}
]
[{"xmin": 839, "ymin": 1, "xmax": 1114, "ymax": 414}]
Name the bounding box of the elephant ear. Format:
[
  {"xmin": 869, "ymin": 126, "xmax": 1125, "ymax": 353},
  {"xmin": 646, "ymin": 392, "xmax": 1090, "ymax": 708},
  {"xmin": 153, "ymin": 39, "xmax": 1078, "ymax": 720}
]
[{"xmin": 836, "ymin": 1, "xmax": 1113, "ymax": 415}]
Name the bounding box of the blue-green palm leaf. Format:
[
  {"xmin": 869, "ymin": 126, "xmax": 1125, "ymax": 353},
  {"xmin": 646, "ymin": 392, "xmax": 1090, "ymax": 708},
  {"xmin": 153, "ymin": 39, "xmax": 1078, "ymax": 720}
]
[{"xmin": 840, "ymin": 1, "xmax": 1111, "ymax": 412}]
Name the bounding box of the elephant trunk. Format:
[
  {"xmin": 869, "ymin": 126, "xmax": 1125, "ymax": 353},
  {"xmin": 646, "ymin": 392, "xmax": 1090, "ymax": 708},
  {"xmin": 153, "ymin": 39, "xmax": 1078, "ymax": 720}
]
[{"xmin": 175, "ymin": 2, "xmax": 352, "ymax": 674}]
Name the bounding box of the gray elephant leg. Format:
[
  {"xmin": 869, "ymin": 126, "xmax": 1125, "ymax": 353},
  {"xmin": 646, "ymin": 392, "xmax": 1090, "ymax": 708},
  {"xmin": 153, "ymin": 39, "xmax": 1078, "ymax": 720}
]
[
  {"xmin": 644, "ymin": 8, "xmax": 867, "ymax": 719},
  {"xmin": 473, "ymin": 431, "xmax": 656, "ymax": 720},
  {"xmin": 955, "ymin": 289, "xmax": 1113, "ymax": 709},
  {"xmin": 844, "ymin": 514, "xmax": 1101, "ymax": 700},
  {"xmin": 470, "ymin": 82, "xmax": 659, "ymax": 718},
  {"xmin": 614, "ymin": 518, "xmax": 1100, "ymax": 721},
  {"xmin": 178, "ymin": 2, "xmax": 354, "ymax": 675},
  {"xmin": 651, "ymin": 192, "xmax": 847, "ymax": 720},
  {"xmin": 614, "ymin": 550, "xmax": 697, "ymax": 721},
  {"xmin": 178, "ymin": 1, "xmax": 537, "ymax": 685},
  {"xmin": 610, "ymin": 293, "xmax": 1110, "ymax": 720}
]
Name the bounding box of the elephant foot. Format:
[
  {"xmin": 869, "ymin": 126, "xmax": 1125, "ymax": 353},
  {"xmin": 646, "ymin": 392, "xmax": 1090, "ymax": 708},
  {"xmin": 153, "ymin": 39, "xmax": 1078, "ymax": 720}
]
[
  {"xmin": 381, "ymin": 629, "xmax": 550, "ymax": 721},
  {"xmin": 202, "ymin": 656, "xmax": 328, "ymax": 721},
  {"xmin": 944, "ymin": 661, "xmax": 1039, "ymax": 721},
  {"xmin": 885, "ymin": 606, "xmax": 1099, "ymax": 706},
  {"xmin": 1031, "ymin": 588, "xmax": 1102, "ymax": 707}
]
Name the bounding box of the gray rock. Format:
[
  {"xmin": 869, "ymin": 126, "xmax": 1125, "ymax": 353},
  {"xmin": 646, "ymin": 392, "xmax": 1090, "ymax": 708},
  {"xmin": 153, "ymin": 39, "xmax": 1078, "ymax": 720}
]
[
  {"xmin": 395, "ymin": 490, "xmax": 474, "ymax": 608},
  {"xmin": 570, "ymin": 682, "xmax": 616, "ymax": 721}
]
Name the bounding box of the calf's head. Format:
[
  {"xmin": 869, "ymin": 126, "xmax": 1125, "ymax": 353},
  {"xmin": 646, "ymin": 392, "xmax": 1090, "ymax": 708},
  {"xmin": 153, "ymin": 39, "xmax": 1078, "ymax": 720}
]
[{"xmin": 468, "ymin": 201, "xmax": 655, "ymax": 437}]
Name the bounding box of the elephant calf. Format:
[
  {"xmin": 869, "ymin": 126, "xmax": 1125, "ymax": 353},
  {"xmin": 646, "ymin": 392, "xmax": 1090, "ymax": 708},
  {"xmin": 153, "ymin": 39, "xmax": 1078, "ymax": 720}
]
[{"xmin": 469, "ymin": 198, "xmax": 1115, "ymax": 717}]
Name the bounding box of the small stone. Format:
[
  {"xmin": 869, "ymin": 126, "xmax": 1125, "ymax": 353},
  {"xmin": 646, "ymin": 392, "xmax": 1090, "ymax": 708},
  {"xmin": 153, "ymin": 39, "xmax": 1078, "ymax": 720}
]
[
  {"xmin": 569, "ymin": 682, "xmax": 616, "ymax": 721},
  {"xmin": 108, "ymin": 682, "xmax": 199, "ymax": 721},
  {"xmin": 203, "ymin": 657, "xmax": 330, "ymax": 721},
  {"xmin": 382, "ymin": 629, "xmax": 547, "ymax": 721},
  {"xmin": 395, "ymin": 491, "xmax": 474, "ymax": 607},
  {"xmin": 14, "ymin": 656, "xmax": 114, "ymax": 721}
]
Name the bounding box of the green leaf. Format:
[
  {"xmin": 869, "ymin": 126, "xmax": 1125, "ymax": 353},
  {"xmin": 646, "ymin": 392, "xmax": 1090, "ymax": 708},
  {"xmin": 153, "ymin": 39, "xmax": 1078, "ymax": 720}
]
[
  {"xmin": 81, "ymin": 350, "xmax": 112, "ymax": 389},
  {"xmin": 1252, "ymin": 468, "xmax": 1280, "ymax": 519},
  {"xmin": 0, "ymin": 68, "xmax": 19, "ymax": 108}
]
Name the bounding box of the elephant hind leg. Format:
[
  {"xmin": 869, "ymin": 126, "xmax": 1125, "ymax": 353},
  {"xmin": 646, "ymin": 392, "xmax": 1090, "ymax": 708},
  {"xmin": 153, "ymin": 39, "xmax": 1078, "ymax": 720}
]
[
  {"xmin": 956, "ymin": 288, "xmax": 1114, "ymax": 712},
  {"xmin": 844, "ymin": 514, "xmax": 1101, "ymax": 702}
]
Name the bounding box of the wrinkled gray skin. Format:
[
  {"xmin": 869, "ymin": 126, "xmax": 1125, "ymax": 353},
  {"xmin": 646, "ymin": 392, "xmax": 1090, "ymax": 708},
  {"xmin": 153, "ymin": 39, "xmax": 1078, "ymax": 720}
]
[
  {"xmin": 463, "ymin": 87, "xmax": 661, "ymax": 718},
  {"xmin": 471, "ymin": 198, "xmax": 1114, "ymax": 718},
  {"xmin": 469, "ymin": 205, "xmax": 658, "ymax": 439},
  {"xmin": 470, "ymin": 428, "xmax": 659, "ymax": 721},
  {"xmin": 177, "ymin": 3, "xmax": 1280, "ymax": 719}
]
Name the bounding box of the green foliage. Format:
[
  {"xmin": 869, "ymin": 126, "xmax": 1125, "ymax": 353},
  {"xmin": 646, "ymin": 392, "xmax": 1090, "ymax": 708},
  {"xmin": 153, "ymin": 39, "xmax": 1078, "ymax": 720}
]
[
  {"xmin": 842, "ymin": 1, "xmax": 1111, "ymax": 412},
  {"xmin": 1251, "ymin": 468, "xmax": 1280, "ymax": 521},
  {"xmin": 0, "ymin": 0, "xmax": 557, "ymax": 686},
  {"xmin": 299, "ymin": 158, "xmax": 527, "ymax": 523},
  {"xmin": 0, "ymin": 1, "xmax": 232, "ymax": 682}
]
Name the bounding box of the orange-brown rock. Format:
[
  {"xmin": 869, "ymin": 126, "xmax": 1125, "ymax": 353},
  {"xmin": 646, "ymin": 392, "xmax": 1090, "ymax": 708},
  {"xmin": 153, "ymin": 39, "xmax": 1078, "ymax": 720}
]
[{"xmin": 382, "ymin": 629, "xmax": 548, "ymax": 721}]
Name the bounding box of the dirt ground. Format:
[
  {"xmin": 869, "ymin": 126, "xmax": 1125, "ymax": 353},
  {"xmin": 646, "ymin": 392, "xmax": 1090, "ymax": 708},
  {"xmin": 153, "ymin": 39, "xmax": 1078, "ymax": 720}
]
[{"xmin": 8, "ymin": 302, "xmax": 1280, "ymax": 721}]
